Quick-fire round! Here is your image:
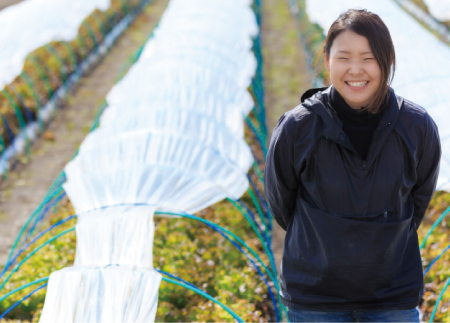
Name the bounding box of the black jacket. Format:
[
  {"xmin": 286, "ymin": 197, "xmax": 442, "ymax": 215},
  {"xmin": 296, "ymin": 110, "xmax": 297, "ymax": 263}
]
[{"xmin": 264, "ymin": 86, "xmax": 441, "ymax": 311}]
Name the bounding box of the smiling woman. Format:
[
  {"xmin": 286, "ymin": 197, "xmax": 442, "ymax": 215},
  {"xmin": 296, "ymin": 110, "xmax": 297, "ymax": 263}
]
[
  {"xmin": 325, "ymin": 31, "xmax": 381, "ymax": 110},
  {"xmin": 324, "ymin": 10, "xmax": 395, "ymax": 112},
  {"xmin": 264, "ymin": 8, "xmax": 441, "ymax": 323}
]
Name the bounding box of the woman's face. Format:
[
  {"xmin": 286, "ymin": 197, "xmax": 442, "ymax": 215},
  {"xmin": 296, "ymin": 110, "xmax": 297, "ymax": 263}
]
[{"xmin": 325, "ymin": 30, "xmax": 381, "ymax": 110}]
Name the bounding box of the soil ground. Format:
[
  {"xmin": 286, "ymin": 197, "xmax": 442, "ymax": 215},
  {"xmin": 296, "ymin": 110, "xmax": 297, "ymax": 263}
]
[
  {"xmin": 0, "ymin": 0, "xmax": 169, "ymax": 267},
  {"xmin": 0, "ymin": 0, "xmax": 23, "ymax": 11},
  {"xmin": 261, "ymin": 0, "xmax": 313, "ymax": 299}
]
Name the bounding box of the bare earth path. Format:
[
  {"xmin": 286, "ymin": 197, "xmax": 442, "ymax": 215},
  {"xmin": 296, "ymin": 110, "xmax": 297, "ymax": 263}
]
[
  {"xmin": 0, "ymin": 0, "xmax": 169, "ymax": 267},
  {"xmin": 261, "ymin": 0, "xmax": 313, "ymax": 308}
]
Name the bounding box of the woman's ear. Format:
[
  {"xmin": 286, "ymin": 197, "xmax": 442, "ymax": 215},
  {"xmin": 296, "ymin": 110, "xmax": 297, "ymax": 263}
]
[{"xmin": 324, "ymin": 53, "xmax": 330, "ymax": 72}]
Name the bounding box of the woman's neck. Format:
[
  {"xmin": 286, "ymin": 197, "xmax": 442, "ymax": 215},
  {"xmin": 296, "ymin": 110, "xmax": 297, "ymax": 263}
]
[{"xmin": 330, "ymin": 87, "xmax": 367, "ymax": 116}]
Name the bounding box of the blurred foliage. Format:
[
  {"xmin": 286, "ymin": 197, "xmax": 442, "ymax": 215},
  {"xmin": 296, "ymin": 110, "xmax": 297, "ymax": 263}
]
[
  {"xmin": 0, "ymin": 198, "xmax": 76, "ymax": 322},
  {"xmin": 419, "ymin": 193, "xmax": 450, "ymax": 322},
  {"xmin": 409, "ymin": 0, "xmax": 430, "ymax": 14},
  {"xmin": 0, "ymin": 0, "xmax": 143, "ymax": 153},
  {"xmin": 154, "ymin": 197, "xmax": 272, "ymax": 322},
  {"xmin": 394, "ymin": 0, "xmax": 450, "ymax": 43},
  {"xmin": 295, "ymin": 0, "xmax": 329, "ymax": 85}
]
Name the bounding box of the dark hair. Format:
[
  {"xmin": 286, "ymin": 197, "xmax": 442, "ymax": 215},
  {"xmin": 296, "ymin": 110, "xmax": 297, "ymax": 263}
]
[{"xmin": 323, "ymin": 9, "xmax": 396, "ymax": 113}]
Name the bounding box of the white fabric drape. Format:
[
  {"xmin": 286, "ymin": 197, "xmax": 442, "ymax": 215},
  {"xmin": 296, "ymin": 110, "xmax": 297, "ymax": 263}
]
[
  {"xmin": 39, "ymin": 0, "xmax": 258, "ymax": 321},
  {"xmin": 0, "ymin": 0, "xmax": 110, "ymax": 89}
]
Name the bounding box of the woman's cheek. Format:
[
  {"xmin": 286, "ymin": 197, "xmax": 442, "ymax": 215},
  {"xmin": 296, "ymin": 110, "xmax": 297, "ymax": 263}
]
[
  {"xmin": 330, "ymin": 60, "xmax": 347, "ymax": 76},
  {"xmin": 367, "ymin": 62, "xmax": 382, "ymax": 85}
]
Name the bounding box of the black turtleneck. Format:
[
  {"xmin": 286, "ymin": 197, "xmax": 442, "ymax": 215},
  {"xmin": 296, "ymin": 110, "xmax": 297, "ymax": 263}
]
[{"xmin": 330, "ymin": 87, "xmax": 382, "ymax": 160}]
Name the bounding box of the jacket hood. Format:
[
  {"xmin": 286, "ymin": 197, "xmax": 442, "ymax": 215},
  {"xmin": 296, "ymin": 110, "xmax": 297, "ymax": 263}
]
[
  {"xmin": 300, "ymin": 86, "xmax": 329, "ymax": 103},
  {"xmin": 299, "ymin": 86, "xmax": 404, "ymax": 152}
]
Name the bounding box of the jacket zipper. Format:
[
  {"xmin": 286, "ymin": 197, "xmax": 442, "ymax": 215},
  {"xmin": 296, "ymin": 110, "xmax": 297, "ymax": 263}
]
[{"xmin": 325, "ymin": 102, "xmax": 378, "ymax": 169}]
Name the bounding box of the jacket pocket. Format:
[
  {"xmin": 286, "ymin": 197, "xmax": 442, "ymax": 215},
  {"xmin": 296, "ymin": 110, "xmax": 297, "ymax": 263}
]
[
  {"xmin": 283, "ymin": 199, "xmax": 415, "ymax": 302},
  {"xmin": 341, "ymin": 208, "xmax": 395, "ymax": 223}
]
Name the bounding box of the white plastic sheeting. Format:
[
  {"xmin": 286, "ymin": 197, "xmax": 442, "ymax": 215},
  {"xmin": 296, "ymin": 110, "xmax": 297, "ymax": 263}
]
[
  {"xmin": 305, "ymin": 0, "xmax": 450, "ymax": 191},
  {"xmin": 0, "ymin": 0, "xmax": 110, "ymax": 89},
  {"xmin": 93, "ymin": 110, "xmax": 252, "ymax": 170},
  {"xmin": 0, "ymin": 3, "xmax": 136, "ymax": 176},
  {"xmin": 64, "ymin": 132, "xmax": 250, "ymax": 213},
  {"xmin": 39, "ymin": 266, "xmax": 161, "ymax": 323},
  {"xmin": 423, "ymin": 0, "xmax": 450, "ymax": 21},
  {"xmin": 39, "ymin": 0, "xmax": 258, "ymax": 321},
  {"xmin": 74, "ymin": 206, "xmax": 157, "ymax": 268}
]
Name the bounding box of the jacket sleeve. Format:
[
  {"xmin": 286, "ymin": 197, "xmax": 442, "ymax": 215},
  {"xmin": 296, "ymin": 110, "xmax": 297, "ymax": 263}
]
[
  {"xmin": 411, "ymin": 113, "xmax": 441, "ymax": 229},
  {"xmin": 264, "ymin": 113, "xmax": 300, "ymax": 231}
]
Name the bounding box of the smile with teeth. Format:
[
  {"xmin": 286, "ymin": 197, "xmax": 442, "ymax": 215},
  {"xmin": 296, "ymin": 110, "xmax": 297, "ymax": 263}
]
[{"xmin": 346, "ymin": 81, "xmax": 369, "ymax": 87}]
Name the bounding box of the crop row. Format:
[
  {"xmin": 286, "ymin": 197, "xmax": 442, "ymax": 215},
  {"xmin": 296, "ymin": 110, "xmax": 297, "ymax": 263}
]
[
  {"xmin": 0, "ymin": 0, "xmax": 280, "ymax": 321},
  {"xmin": 0, "ymin": 0, "xmax": 144, "ymax": 176}
]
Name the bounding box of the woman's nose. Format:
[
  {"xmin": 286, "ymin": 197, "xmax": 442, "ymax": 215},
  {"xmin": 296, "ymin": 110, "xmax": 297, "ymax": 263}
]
[{"xmin": 348, "ymin": 63, "xmax": 363, "ymax": 75}]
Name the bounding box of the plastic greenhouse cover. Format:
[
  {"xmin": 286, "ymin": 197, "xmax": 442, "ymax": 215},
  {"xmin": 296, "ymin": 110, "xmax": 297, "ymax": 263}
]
[
  {"xmin": 168, "ymin": 0, "xmax": 253, "ymax": 8},
  {"xmin": 160, "ymin": 2, "xmax": 256, "ymax": 24},
  {"xmin": 74, "ymin": 205, "xmax": 157, "ymax": 268},
  {"xmin": 306, "ymin": 0, "xmax": 450, "ymax": 191},
  {"xmin": 129, "ymin": 56, "xmax": 254, "ymax": 90},
  {"xmin": 103, "ymin": 100, "xmax": 246, "ymax": 138},
  {"xmin": 164, "ymin": 0, "xmax": 255, "ymax": 19},
  {"xmin": 40, "ymin": 0, "xmax": 258, "ymax": 319},
  {"xmin": 140, "ymin": 39, "xmax": 257, "ymax": 80},
  {"xmin": 65, "ymin": 131, "xmax": 249, "ymax": 200},
  {"xmin": 0, "ymin": 0, "xmax": 110, "ymax": 89},
  {"xmin": 95, "ymin": 109, "xmax": 253, "ymax": 171},
  {"xmin": 63, "ymin": 0, "xmax": 256, "ymax": 213},
  {"xmin": 148, "ymin": 33, "xmax": 254, "ymax": 65},
  {"xmin": 423, "ymin": 0, "xmax": 450, "ymax": 21},
  {"xmin": 79, "ymin": 127, "xmax": 251, "ymax": 177},
  {"xmin": 39, "ymin": 266, "xmax": 161, "ymax": 323},
  {"xmin": 104, "ymin": 84, "xmax": 253, "ymax": 127},
  {"xmin": 158, "ymin": 10, "xmax": 258, "ymax": 38},
  {"xmin": 110, "ymin": 51, "xmax": 253, "ymax": 93},
  {"xmin": 153, "ymin": 30, "xmax": 254, "ymax": 54},
  {"xmin": 64, "ymin": 164, "xmax": 228, "ymax": 214},
  {"xmin": 107, "ymin": 64, "xmax": 254, "ymax": 114}
]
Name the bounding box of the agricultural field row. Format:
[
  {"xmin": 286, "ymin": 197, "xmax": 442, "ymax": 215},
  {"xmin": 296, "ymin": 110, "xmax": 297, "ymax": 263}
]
[
  {"xmin": 1, "ymin": 0, "xmax": 448, "ymax": 321},
  {"xmin": 0, "ymin": 0, "xmax": 282, "ymax": 321},
  {"xmin": 0, "ymin": 0, "xmax": 149, "ymax": 178}
]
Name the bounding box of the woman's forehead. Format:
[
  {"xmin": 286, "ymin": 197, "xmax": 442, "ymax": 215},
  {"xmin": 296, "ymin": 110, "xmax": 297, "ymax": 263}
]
[{"xmin": 331, "ymin": 30, "xmax": 372, "ymax": 54}]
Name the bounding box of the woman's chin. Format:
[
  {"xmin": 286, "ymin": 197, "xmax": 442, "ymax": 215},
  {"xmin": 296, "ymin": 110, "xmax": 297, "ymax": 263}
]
[{"xmin": 339, "ymin": 93, "xmax": 372, "ymax": 109}]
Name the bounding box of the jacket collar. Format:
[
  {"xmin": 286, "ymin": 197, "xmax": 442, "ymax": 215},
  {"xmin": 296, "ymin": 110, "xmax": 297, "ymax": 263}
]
[
  {"xmin": 301, "ymin": 86, "xmax": 403, "ymax": 164},
  {"xmin": 301, "ymin": 86, "xmax": 341, "ymax": 142}
]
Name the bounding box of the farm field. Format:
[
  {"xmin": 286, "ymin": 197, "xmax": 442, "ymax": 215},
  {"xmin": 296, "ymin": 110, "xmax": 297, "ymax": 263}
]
[
  {"xmin": 0, "ymin": 0, "xmax": 449, "ymax": 321},
  {"xmin": 0, "ymin": 0, "xmax": 169, "ymax": 267},
  {"xmin": 0, "ymin": 0, "xmax": 283, "ymax": 321},
  {"xmin": 261, "ymin": 0, "xmax": 312, "ymax": 274}
]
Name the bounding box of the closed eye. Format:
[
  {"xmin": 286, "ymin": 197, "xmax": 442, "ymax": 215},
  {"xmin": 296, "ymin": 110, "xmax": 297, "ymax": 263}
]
[{"xmin": 364, "ymin": 58, "xmax": 374, "ymax": 60}]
